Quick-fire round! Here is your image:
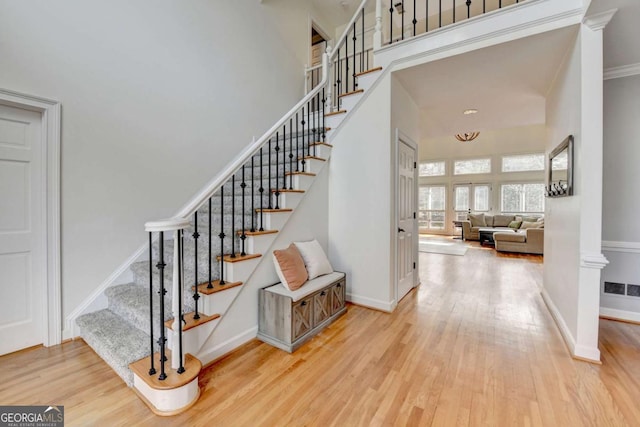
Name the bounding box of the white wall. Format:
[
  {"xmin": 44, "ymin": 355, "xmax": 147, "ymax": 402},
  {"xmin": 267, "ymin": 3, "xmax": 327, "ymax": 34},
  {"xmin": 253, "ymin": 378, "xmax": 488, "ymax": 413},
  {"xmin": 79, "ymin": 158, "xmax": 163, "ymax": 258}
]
[
  {"xmin": 600, "ymin": 74, "xmax": 640, "ymax": 319},
  {"xmin": 328, "ymin": 73, "xmax": 394, "ymax": 311},
  {"xmin": 0, "ymin": 0, "xmax": 323, "ymax": 323},
  {"xmin": 420, "ymin": 125, "xmax": 546, "ymax": 234},
  {"xmin": 199, "ymin": 165, "xmax": 329, "ymax": 363}
]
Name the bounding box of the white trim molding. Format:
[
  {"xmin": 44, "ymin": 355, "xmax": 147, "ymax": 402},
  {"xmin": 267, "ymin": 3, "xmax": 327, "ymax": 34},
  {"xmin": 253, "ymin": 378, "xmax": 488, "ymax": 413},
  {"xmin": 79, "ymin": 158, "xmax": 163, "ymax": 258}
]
[
  {"xmin": 580, "ymin": 252, "xmax": 609, "ymax": 269},
  {"xmin": 541, "ymin": 289, "xmax": 577, "ymax": 356},
  {"xmin": 600, "ymin": 307, "xmax": 640, "ymax": 324},
  {"xmin": 198, "ymin": 326, "xmax": 258, "ymax": 366},
  {"xmin": 604, "ymin": 63, "xmax": 640, "ymax": 81},
  {"xmin": 346, "ymin": 293, "xmax": 395, "ymax": 312},
  {"xmin": 0, "ymin": 88, "xmax": 62, "ymax": 347},
  {"xmin": 582, "ymin": 9, "xmax": 617, "ymax": 31},
  {"xmin": 602, "ymin": 240, "xmax": 640, "ymax": 254}
]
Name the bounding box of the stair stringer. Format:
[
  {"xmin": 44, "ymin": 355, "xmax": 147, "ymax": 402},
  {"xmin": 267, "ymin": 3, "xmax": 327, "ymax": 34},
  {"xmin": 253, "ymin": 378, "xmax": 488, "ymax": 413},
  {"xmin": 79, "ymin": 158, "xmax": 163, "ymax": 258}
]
[{"xmin": 193, "ymin": 163, "xmax": 331, "ymax": 364}]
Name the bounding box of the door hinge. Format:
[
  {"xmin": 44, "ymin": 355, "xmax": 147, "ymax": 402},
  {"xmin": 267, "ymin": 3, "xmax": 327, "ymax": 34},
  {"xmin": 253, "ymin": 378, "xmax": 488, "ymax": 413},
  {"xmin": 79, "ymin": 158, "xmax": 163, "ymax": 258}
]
[
  {"xmin": 414, "ymin": 161, "xmax": 417, "ymax": 169},
  {"xmin": 413, "ymin": 262, "xmax": 416, "ymax": 269},
  {"xmin": 413, "ymin": 212, "xmax": 416, "ymax": 219}
]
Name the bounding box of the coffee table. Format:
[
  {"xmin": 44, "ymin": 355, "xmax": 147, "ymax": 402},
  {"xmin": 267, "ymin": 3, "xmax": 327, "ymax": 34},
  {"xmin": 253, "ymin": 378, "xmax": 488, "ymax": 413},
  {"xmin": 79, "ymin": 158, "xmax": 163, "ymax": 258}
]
[{"xmin": 478, "ymin": 228, "xmax": 496, "ymax": 246}]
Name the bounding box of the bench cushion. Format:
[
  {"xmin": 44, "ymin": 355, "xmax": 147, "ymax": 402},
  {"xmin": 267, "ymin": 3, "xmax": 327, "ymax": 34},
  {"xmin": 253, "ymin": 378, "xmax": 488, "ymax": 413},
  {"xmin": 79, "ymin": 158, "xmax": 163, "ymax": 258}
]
[{"xmin": 264, "ymin": 272, "xmax": 345, "ymax": 302}]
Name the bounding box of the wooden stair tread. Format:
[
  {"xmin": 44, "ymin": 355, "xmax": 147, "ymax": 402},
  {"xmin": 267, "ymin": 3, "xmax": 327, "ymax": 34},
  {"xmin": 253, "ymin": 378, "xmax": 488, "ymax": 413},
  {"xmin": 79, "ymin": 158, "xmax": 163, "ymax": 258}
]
[
  {"xmin": 217, "ymin": 253, "xmax": 262, "ymax": 263},
  {"xmin": 165, "ymin": 312, "xmax": 220, "ymax": 332},
  {"xmin": 285, "ymin": 171, "xmax": 316, "ymax": 177},
  {"xmin": 255, "ymin": 208, "xmax": 293, "ymax": 213},
  {"xmin": 325, "ymin": 110, "xmax": 347, "ymax": 117},
  {"xmin": 298, "ymin": 156, "xmax": 326, "ymax": 162},
  {"xmin": 339, "ymin": 89, "xmax": 364, "ymax": 98},
  {"xmin": 130, "ymin": 351, "xmax": 201, "ymax": 390},
  {"xmin": 270, "ymin": 188, "xmax": 305, "ymax": 193},
  {"xmin": 310, "ymin": 142, "xmax": 333, "ymax": 148},
  {"xmin": 355, "ymin": 67, "xmax": 383, "ymax": 77},
  {"xmin": 195, "ymin": 280, "xmax": 243, "ymax": 295},
  {"xmin": 237, "ymin": 229, "xmax": 280, "ymax": 235}
]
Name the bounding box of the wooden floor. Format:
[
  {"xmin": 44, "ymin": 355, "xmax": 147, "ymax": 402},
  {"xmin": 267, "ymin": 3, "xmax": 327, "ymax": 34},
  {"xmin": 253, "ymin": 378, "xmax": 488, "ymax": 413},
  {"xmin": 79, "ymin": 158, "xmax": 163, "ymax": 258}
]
[{"xmin": 2, "ymin": 240, "xmax": 640, "ymax": 426}]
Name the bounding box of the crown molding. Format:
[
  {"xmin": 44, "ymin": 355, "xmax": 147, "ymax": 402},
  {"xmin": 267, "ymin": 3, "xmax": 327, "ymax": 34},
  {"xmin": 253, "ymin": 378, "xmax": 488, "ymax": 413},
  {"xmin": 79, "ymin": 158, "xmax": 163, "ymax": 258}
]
[
  {"xmin": 583, "ymin": 9, "xmax": 617, "ymax": 31},
  {"xmin": 604, "ymin": 63, "xmax": 640, "ymax": 80}
]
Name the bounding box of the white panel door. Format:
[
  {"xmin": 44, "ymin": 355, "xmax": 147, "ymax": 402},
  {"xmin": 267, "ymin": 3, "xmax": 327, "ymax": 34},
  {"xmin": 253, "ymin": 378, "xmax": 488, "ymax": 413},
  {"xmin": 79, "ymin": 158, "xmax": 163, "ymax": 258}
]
[
  {"xmin": 0, "ymin": 104, "xmax": 44, "ymax": 355},
  {"xmin": 397, "ymin": 139, "xmax": 416, "ymax": 302}
]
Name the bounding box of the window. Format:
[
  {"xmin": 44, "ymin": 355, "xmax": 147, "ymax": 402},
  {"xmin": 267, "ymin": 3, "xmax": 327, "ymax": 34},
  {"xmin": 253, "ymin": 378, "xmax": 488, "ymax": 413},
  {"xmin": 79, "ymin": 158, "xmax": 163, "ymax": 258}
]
[
  {"xmin": 419, "ymin": 185, "xmax": 446, "ymax": 231},
  {"xmin": 501, "ymin": 183, "xmax": 545, "ymax": 213},
  {"xmin": 419, "ymin": 161, "xmax": 446, "ymax": 177},
  {"xmin": 454, "ymin": 184, "xmax": 490, "ymax": 220},
  {"xmin": 502, "ymin": 153, "xmax": 545, "ymax": 172},
  {"xmin": 453, "ymin": 158, "xmax": 491, "ymax": 175}
]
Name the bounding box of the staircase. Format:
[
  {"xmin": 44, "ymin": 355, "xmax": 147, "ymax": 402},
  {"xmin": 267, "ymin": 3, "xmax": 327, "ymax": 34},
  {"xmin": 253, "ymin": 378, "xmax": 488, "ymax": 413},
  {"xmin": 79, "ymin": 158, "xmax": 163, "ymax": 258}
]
[{"xmin": 74, "ymin": 0, "xmax": 533, "ymax": 416}]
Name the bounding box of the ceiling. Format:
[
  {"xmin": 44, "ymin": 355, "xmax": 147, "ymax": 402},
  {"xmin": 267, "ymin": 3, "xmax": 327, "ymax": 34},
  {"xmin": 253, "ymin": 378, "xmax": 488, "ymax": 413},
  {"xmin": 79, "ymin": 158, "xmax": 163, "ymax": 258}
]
[
  {"xmin": 587, "ymin": 0, "xmax": 640, "ymax": 69},
  {"xmin": 394, "ymin": 26, "xmax": 578, "ymax": 139}
]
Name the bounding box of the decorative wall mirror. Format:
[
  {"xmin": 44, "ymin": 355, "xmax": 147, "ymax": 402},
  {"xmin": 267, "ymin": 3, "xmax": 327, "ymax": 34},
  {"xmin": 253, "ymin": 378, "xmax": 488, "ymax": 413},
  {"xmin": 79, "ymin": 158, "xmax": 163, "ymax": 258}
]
[{"xmin": 546, "ymin": 135, "xmax": 573, "ymax": 197}]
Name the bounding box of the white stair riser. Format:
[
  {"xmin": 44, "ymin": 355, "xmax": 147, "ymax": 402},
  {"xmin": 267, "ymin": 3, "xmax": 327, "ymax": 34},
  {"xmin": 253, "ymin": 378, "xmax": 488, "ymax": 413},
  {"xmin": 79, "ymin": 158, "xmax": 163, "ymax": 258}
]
[
  {"xmin": 167, "ymin": 318, "xmax": 221, "ymax": 355},
  {"xmin": 201, "ymin": 286, "xmax": 243, "ymax": 318},
  {"xmin": 246, "ymin": 234, "xmax": 278, "ymax": 255},
  {"xmin": 133, "ymin": 374, "xmax": 199, "ymax": 414},
  {"xmin": 259, "ymin": 211, "xmax": 292, "ymax": 231},
  {"xmin": 340, "ymin": 93, "xmax": 363, "ymax": 112},
  {"xmin": 276, "ymin": 192, "xmax": 304, "ymax": 210},
  {"xmin": 313, "ymin": 145, "xmax": 332, "ymax": 159},
  {"xmin": 291, "ymin": 174, "xmax": 315, "ymax": 191},
  {"xmin": 225, "ymin": 257, "xmax": 262, "ymax": 283},
  {"xmin": 356, "ymin": 70, "xmax": 381, "ymax": 92},
  {"xmin": 325, "ymin": 113, "xmax": 346, "ymax": 129},
  {"xmin": 300, "ymin": 158, "xmax": 325, "ymax": 174}
]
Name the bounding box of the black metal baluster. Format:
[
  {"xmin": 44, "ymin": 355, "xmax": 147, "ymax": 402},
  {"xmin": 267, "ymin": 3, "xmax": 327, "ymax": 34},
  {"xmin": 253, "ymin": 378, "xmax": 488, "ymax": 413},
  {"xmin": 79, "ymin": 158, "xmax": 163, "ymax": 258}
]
[
  {"xmin": 282, "ymin": 126, "xmax": 286, "ymax": 190},
  {"xmin": 483, "ymin": 0, "xmax": 486, "ymax": 13},
  {"xmin": 267, "ymin": 139, "xmax": 272, "ymax": 209},
  {"xmin": 453, "ymin": 0, "xmax": 456, "ymax": 23},
  {"xmin": 177, "ymin": 229, "xmax": 185, "ymax": 374},
  {"xmin": 426, "ymin": 0, "xmax": 429, "ymax": 32},
  {"xmin": 307, "ymin": 102, "xmax": 312, "ymax": 157},
  {"xmin": 240, "ymin": 165, "xmax": 246, "ymax": 256},
  {"xmin": 322, "ymin": 87, "xmax": 326, "ymax": 144},
  {"xmin": 439, "ymin": 0, "xmax": 442, "ymax": 27},
  {"xmin": 157, "ymin": 231, "xmax": 167, "ymax": 380},
  {"xmin": 289, "ymin": 118, "xmax": 294, "ymax": 190},
  {"xmin": 231, "ymin": 174, "xmax": 236, "ymax": 258},
  {"xmin": 337, "ymin": 48, "xmax": 342, "ymax": 100},
  {"xmin": 345, "ymin": 34, "xmax": 349, "ymax": 94},
  {"xmin": 296, "ymin": 112, "xmax": 300, "ymax": 172},
  {"xmin": 312, "ymin": 99, "xmax": 316, "ymax": 151},
  {"xmin": 207, "ymin": 198, "xmax": 212, "ymax": 289},
  {"xmin": 334, "ymin": 57, "xmax": 338, "ymax": 110},
  {"xmin": 301, "ymin": 108, "xmax": 306, "ymax": 173},
  {"xmin": 467, "ymin": 0, "xmax": 471, "ymax": 19},
  {"xmin": 315, "ymin": 92, "xmax": 320, "ymax": 156},
  {"xmin": 259, "ymin": 147, "xmax": 264, "ymax": 231},
  {"xmin": 250, "ymin": 156, "xmax": 255, "ymax": 232},
  {"xmin": 499, "ymin": 0, "xmax": 502, "ymax": 8},
  {"xmin": 413, "ymin": 0, "xmax": 417, "ymax": 36},
  {"xmin": 361, "ymin": 8, "xmax": 365, "ymax": 73},
  {"xmin": 352, "ymin": 22, "xmax": 356, "ymax": 90},
  {"xmin": 148, "ymin": 232, "xmax": 156, "ymax": 375},
  {"xmin": 274, "ymin": 132, "xmax": 280, "ymax": 210},
  {"xmin": 192, "ymin": 212, "xmax": 200, "ymax": 319},
  {"xmin": 402, "ymin": 0, "xmax": 405, "ymax": 40},
  {"xmin": 219, "ymin": 184, "xmax": 225, "ymax": 284},
  {"xmin": 390, "ymin": 5, "xmax": 394, "ymax": 43}
]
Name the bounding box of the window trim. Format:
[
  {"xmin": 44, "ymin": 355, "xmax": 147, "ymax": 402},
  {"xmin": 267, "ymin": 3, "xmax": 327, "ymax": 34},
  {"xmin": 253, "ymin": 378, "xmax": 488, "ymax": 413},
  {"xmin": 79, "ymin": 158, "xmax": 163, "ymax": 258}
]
[{"xmin": 500, "ymin": 181, "xmax": 545, "ymax": 214}]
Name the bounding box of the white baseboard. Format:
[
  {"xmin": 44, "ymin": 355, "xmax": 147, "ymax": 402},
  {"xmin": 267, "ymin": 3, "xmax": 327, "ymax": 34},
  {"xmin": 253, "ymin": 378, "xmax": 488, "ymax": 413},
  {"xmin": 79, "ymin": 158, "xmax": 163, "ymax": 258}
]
[
  {"xmin": 541, "ymin": 289, "xmax": 601, "ymax": 363},
  {"xmin": 197, "ymin": 326, "xmax": 258, "ymax": 367},
  {"xmin": 600, "ymin": 307, "xmax": 640, "ymax": 324},
  {"xmin": 64, "ymin": 242, "xmax": 148, "ymax": 338},
  {"xmin": 540, "ymin": 289, "xmax": 577, "ymax": 355},
  {"xmin": 347, "ymin": 293, "xmax": 395, "ymax": 312}
]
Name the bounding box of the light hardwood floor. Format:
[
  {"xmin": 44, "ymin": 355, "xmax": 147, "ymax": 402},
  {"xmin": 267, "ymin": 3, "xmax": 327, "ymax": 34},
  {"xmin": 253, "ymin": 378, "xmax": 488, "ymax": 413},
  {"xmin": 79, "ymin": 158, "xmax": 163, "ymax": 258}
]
[{"xmin": 1, "ymin": 241, "xmax": 639, "ymax": 426}]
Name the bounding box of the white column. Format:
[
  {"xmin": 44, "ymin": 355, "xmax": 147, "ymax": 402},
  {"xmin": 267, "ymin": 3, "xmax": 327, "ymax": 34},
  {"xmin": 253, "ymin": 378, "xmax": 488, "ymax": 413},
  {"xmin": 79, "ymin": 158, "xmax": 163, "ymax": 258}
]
[
  {"xmin": 324, "ymin": 46, "xmax": 333, "ymax": 112},
  {"xmin": 573, "ymin": 9, "xmax": 617, "ymax": 362},
  {"xmin": 373, "ymin": 0, "xmax": 383, "ymax": 50}
]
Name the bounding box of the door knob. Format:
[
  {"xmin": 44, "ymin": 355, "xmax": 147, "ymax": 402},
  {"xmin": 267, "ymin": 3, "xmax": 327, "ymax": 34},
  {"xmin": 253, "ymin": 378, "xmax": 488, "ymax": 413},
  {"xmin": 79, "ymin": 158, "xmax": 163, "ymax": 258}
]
[{"xmin": 398, "ymin": 228, "xmax": 405, "ymax": 233}]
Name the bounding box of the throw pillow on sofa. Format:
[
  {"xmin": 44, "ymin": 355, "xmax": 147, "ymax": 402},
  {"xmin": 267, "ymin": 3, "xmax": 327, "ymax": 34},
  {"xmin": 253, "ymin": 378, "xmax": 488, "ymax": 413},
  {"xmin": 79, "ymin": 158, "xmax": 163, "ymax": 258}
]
[
  {"xmin": 468, "ymin": 213, "xmax": 486, "ymax": 227},
  {"xmin": 508, "ymin": 220, "xmax": 522, "ymax": 229},
  {"xmin": 520, "ymin": 221, "xmax": 538, "ymax": 230}
]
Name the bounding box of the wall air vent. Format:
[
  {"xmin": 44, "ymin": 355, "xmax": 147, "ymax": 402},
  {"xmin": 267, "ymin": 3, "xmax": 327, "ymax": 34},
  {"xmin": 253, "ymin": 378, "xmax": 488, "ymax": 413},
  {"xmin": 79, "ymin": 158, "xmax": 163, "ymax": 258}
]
[
  {"xmin": 627, "ymin": 284, "xmax": 640, "ymax": 297},
  {"xmin": 604, "ymin": 281, "xmax": 625, "ymax": 295}
]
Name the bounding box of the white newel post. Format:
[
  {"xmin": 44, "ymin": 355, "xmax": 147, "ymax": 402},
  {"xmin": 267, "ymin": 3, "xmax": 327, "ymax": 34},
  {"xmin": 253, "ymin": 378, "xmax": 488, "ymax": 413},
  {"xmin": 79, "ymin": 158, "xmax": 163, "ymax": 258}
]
[
  {"xmin": 374, "ymin": 0, "xmax": 383, "ymax": 50},
  {"xmin": 324, "ymin": 48, "xmax": 332, "ymax": 112}
]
